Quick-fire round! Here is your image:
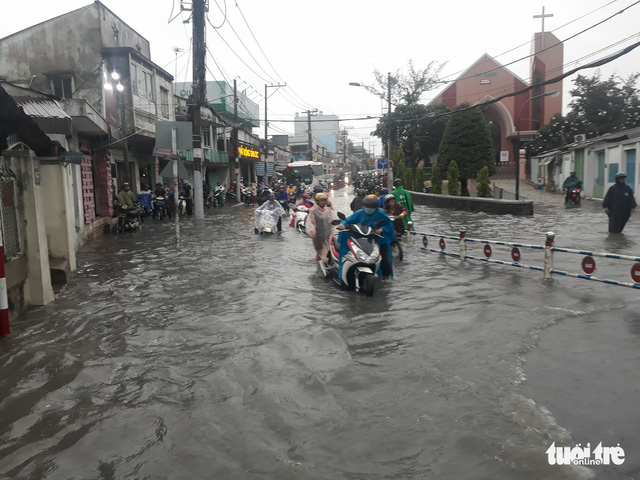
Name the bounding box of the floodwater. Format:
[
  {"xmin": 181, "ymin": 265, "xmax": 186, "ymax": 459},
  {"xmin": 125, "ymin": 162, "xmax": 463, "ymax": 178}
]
[{"xmin": 1, "ymin": 187, "xmax": 639, "ymax": 480}]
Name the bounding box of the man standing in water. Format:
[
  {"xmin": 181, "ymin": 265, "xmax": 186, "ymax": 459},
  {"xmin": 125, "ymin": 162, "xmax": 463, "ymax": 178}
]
[
  {"xmin": 603, "ymin": 172, "xmax": 636, "ymax": 233},
  {"xmin": 392, "ymin": 179, "xmax": 414, "ymax": 232}
]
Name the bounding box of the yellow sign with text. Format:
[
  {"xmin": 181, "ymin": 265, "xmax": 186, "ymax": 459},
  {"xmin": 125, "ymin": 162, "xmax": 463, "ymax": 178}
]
[{"xmin": 238, "ymin": 145, "xmax": 259, "ymax": 159}]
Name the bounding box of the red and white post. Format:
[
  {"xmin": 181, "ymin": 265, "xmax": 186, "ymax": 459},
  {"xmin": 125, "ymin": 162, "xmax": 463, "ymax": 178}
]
[{"xmin": 0, "ymin": 223, "xmax": 9, "ymax": 337}]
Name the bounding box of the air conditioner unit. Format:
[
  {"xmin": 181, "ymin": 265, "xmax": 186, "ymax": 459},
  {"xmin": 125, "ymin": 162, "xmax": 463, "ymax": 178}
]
[{"xmin": 574, "ymin": 134, "xmax": 586, "ymax": 143}]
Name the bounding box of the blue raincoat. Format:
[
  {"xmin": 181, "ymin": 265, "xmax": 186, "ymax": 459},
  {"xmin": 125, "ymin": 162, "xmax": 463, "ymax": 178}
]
[{"xmin": 338, "ymin": 208, "xmax": 396, "ymax": 279}]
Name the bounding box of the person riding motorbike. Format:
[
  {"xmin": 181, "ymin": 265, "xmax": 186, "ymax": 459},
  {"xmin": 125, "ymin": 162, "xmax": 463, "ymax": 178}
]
[
  {"xmin": 337, "ymin": 195, "xmax": 396, "ymax": 280},
  {"xmin": 257, "ymin": 185, "xmax": 271, "ymax": 205},
  {"xmin": 383, "ymin": 194, "xmax": 409, "ymax": 238},
  {"xmin": 377, "ymin": 188, "xmax": 390, "ymax": 207},
  {"xmin": 275, "ymin": 185, "xmax": 290, "ymax": 212},
  {"xmin": 392, "ymin": 179, "xmax": 414, "ymax": 232},
  {"xmin": 306, "ymin": 192, "xmax": 336, "ymax": 261},
  {"xmin": 350, "ymin": 188, "xmax": 367, "ymax": 212},
  {"xmin": 117, "ymin": 182, "xmax": 136, "ymax": 206},
  {"xmin": 290, "ymin": 193, "xmax": 314, "ymax": 227},
  {"xmin": 562, "ymin": 170, "xmax": 583, "ymax": 204},
  {"xmin": 152, "ymin": 182, "xmax": 170, "ymax": 218},
  {"xmin": 286, "ymin": 184, "xmax": 296, "ymax": 197},
  {"xmin": 254, "ymin": 193, "xmax": 286, "ymax": 233}
]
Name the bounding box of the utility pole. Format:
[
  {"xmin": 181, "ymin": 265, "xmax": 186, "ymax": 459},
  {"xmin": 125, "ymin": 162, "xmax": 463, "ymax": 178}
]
[
  {"xmin": 387, "ymin": 71, "xmax": 394, "ymax": 186},
  {"xmin": 307, "ymin": 110, "xmax": 313, "ymax": 161},
  {"xmin": 189, "ymin": 0, "xmax": 206, "ymax": 219},
  {"xmin": 233, "ymin": 79, "xmax": 240, "ymax": 200},
  {"xmin": 342, "ymin": 129, "xmax": 347, "ymax": 166}
]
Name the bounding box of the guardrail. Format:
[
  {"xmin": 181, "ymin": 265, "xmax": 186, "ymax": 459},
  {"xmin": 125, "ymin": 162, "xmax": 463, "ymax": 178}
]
[{"xmin": 412, "ymin": 228, "xmax": 640, "ymax": 289}]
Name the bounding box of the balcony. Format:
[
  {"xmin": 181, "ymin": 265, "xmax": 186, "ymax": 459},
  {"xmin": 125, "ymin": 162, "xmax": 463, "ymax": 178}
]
[{"xmin": 179, "ymin": 148, "xmax": 229, "ymax": 164}]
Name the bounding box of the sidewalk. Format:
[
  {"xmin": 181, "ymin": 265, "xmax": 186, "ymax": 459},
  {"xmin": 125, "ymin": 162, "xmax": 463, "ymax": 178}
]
[{"xmin": 490, "ymin": 179, "xmax": 564, "ymax": 205}]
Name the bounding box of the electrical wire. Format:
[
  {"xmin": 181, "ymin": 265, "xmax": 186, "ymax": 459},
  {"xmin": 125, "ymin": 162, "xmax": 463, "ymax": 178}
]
[{"xmin": 206, "ymin": 0, "xmax": 227, "ymax": 29}]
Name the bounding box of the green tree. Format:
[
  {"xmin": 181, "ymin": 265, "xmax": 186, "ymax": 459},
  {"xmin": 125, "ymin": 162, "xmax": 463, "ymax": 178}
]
[
  {"xmin": 447, "ymin": 160, "xmax": 461, "ymax": 196},
  {"xmin": 415, "ymin": 166, "xmax": 427, "ymax": 192},
  {"xmin": 431, "ymin": 164, "xmax": 442, "ymax": 194},
  {"xmin": 525, "ymin": 113, "xmax": 577, "ymax": 157},
  {"xmin": 476, "ymin": 166, "xmax": 492, "ymax": 198},
  {"xmin": 437, "ymin": 103, "xmax": 494, "ymax": 195}
]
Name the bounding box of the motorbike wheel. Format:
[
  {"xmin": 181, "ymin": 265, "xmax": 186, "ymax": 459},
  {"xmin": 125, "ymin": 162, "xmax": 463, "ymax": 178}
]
[
  {"xmin": 394, "ymin": 241, "xmax": 404, "ymax": 262},
  {"xmin": 296, "ymin": 224, "xmax": 305, "ymax": 233},
  {"xmin": 117, "ymin": 217, "xmax": 125, "ymax": 234},
  {"xmin": 361, "ymin": 273, "xmax": 375, "ymax": 297}
]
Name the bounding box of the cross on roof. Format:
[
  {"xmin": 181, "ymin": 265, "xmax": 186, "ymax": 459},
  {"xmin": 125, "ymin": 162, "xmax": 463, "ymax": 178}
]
[{"xmin": 534, "ymin": 6, "xmax": 554, "ymax": 49}]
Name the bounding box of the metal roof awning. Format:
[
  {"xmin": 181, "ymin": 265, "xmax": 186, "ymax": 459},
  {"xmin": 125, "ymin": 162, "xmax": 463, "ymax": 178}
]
[{"xmin": 538, "ymin": 156, "xmax": 554, "ymax": 166}]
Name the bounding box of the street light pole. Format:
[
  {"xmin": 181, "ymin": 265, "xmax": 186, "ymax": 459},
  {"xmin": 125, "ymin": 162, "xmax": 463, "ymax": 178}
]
[{"xmin": 514, "ymin": 90, "xmax": 560, "ymax": 200}]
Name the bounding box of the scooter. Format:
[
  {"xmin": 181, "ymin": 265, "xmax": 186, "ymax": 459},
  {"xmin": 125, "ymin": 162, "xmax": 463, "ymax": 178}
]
[
  {"xmin": 153, "ymin": 196, "xmax": 168, "ymax": 220},
  {"xmin": 116, "ymin": 204, "xmax": 143, "ymax": 233},
  {"xmin": 177, "ymin": 196, "xmax": 187, "ymax": 215},
  {"xmin": 387, "ymin": 214, "xmax": 404, "ymax": 261},
  {"xmin": 293, "ymin": 204, "xmax": 309, "ymax": 233},
  {"xmin": 566, "ymin": 188, "xmax": 581, "ymax": 205},
  {"xmin": 254, "ymin": 210, "xmax": 280, "ymax": 235},
  {"xmin": 212, "ymin": 186, "xmax": 225, "ymax": 207},
  {"xmin": 320, "ymin": 220, "xmax": 382, "ymax": 297}
]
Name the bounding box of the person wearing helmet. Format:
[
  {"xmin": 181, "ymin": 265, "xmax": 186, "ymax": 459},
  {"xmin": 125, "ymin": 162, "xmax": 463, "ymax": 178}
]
[
  {"xmin": 337, "ymin": 195, "xmax": 396, "ymax": 280},
  {"xmin": 275, "ymin": 184, "xmax": 290, "ymax": 212},
  {"xmin": 377, "ymin": 188, "xmax": 390, "ymax": 207},
  {"xmin": 306, "ymin": 192, "xmax": 336, "ymax": 261},
  {"xmin": 562, "ymin": 170, "xmax": 582, "ymax": 204},
  {"xmin": 350, "ymin": 188, "xmax": 367, "ymax": 212},
  {"xmin": 289, "ymin": 193, "xmax": 314, "ymax": 227},
  {"xmin": 286, "ymin": 184, "xmax": 296, "ymax": 197},
  {"xmin": 603, "ymin": 172, "xmax": 637, "ymax": 233},
  {"xmin": 117, "ymin": 182, "xmax": 136, "ymax": 206},
  {"xmin": 254, "ymin": 193, "xmax": 286, "ymax": 233},
  {"xmin": 392, "ymin": 178, "xmax": 414, "ymax": 231},
  {"xmin": 383, "ymin": 194, "xmax": 409, "ymax": 237}
]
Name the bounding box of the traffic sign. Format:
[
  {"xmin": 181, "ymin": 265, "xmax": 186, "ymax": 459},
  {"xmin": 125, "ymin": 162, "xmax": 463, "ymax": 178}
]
[
  {"xmin": 439, "ymin": 238, "xmax": 446, "ymax": 250},
  {"xmin": 631, "ymin": 263, "xmax": 640, "ymax": 283},
  {"xmin": 511, "ymin": 247, "xmax": 521, "ymax": 262},
  {"xmin": 483, "ymin": 244, "xmax": 492, "ymax": 258},
  {"xmin": 582, "ymin": 256, "xmax": 597, "ymax": 275},
  {"xmin": 423, "ymin": 236, "xmax": 428, "ymax": 247}
]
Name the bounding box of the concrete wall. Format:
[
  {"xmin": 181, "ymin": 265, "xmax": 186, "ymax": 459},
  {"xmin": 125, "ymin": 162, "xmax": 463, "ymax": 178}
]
[{"xmin": 411, "ymin": 191, "xmax": 534, "ymax": 216}]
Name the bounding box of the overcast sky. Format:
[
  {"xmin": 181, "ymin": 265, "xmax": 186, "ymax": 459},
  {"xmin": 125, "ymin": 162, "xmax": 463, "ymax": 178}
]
[{"xmin": 2, "ymin": 0, "xmax": 640, "ymax": 155}]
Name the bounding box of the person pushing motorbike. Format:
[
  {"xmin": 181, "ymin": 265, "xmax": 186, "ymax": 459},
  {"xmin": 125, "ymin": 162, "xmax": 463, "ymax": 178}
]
[{"xmin": 562, "ymin": 170, "xmax": 582, "ymax": 204}]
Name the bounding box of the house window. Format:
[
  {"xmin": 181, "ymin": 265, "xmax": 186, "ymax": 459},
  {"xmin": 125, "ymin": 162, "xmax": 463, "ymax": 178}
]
[
  {"xmin": 132, "ymin": 64, "xmax": 154, "ymax": 101},
  {"xmin": 50, "ymin": 75, "xmax": 73, "ymax": 98},
  {"xmin": 160, "ymin": 87, "xmax": 170, "ymax": 117},
  {"xmin": 201, "ymin": 128, "xmax": 211, "ymax": 147}
]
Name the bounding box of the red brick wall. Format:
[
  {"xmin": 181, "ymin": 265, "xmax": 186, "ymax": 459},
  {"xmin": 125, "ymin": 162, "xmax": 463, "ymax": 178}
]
[
  {"xmin": 94, "ymin": 150, "xmax": 113, "ymax": 217},
  {"xmin": 81, "ymin": 155, "xmax": 96, "ymax": 224}
]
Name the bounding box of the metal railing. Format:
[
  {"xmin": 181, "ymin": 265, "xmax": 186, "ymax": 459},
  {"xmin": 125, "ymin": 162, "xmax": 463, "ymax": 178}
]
[{"xmin": 412, "ymin": 228, "xmax": 640, "ymax": 289}]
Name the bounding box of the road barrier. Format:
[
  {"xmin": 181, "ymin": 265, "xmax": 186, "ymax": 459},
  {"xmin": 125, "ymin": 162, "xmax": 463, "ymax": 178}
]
[{"xmin": 412, "ymin": 228, "xmax": 640, "ymax": 289}]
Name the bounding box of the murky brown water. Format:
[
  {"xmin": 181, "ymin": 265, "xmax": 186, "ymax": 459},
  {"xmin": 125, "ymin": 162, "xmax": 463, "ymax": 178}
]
[{"xmin": 1, "ymin": 188, "xmax": 639, "ymax": 479}]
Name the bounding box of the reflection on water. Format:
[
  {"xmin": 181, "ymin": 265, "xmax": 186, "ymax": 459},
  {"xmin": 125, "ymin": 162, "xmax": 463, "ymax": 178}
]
[{"xmin": 0, "ymin": 191, "xmax": 639, "ymax": 480}]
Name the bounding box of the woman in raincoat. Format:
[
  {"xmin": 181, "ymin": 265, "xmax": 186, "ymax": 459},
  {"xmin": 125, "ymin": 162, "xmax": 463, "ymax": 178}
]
[
  {"xmin": 305, "ymin": 192, "xmax": 336, "ymax": 261},
  {"xmin": 254, "ymin": 194, "xmax": 286, "ymax": 233}
]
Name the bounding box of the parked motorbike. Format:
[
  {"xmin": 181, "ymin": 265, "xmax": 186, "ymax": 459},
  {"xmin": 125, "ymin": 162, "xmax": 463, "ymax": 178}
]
[
  {"xmin": 387, "ymin": 215, "xmax": 404, "ymax": 261},
  {"xmin": 293, "ymin": 205, "xmax": 309, "ymax": 233},
  {"xmin": 212, "ymin": 187, "xmax": 225, "ymax": 207},
  {"xmin": 116, "ymin": 204, "xmax": 143, "ymax": 233},
  {"xmin": 226, "ymin": 187, "xmax": 237, "ymax": 201},
  {"xmin": 320, "ymin": 219, "xmax": 382, "ymax": 297},
  {"xmin": 177, "ymin": 196, "xmax": 187, "ymax": 215},
  {"xmin": 566, "ymin": 188, "xmax": 581, "ymax": 205}
]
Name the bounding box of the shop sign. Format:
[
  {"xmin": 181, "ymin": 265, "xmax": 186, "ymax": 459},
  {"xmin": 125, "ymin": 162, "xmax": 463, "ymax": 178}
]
[{"xmin": 238, "ymin": 145, "xmax": 259, "ymax": 159}]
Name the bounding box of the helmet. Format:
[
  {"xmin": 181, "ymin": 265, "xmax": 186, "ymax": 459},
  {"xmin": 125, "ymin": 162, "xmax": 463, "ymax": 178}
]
[
  {"xmin": 380, "ymin": 188, "xmax": 389, "ymax": 196},
  {"xmin": 122, "ymin": 182, "xmax": 130, "ymax": 187},
  {"xmin": 357, "ymin": 188, "xmax": 366, "ymax": 197},
  {"xmin": 315, "ymin": 192, "xmax": 328, "ymax": 201},
  {"xmin": 615, "ymin": 172, "xmax": 627, "ymax": 178},
  {"xmin": 268, "ymin": 193, "xmax": 276, "ymax": 200},
  {"xmin": 302, "ymin": 193, "xmax": 310, "ymax": 199},
  {"xmin": 394, "ymin": 179, "xmax": 403, "ymax": 186},
  {"xmin": 570, "ymin": 171, "xmax": 576, "ymax": 175},
  {"xmin": 363, "ymin": 195, "xmax": 379, "ymax": 209},
  {"xmin": 384, "ymin": 194, "xmax": 395, "ymax": 204}
]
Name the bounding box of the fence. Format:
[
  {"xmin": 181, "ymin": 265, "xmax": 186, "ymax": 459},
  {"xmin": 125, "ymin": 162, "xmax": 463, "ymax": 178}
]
[{"xmin": 413, "ymin": 228, "xmax": 640, "ymax": 289}]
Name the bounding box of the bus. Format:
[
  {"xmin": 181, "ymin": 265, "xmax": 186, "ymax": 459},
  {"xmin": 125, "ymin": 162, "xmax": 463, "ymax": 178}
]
[{"xmin": 284, "ymin": 161, "xmax": 324, "ymax": 186}]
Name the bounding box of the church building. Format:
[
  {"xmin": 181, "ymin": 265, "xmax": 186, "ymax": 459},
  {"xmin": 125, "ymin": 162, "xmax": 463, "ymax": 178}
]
[{"xmin": 429, "ymin": 23, "xmax": 563, "ymax": 175}]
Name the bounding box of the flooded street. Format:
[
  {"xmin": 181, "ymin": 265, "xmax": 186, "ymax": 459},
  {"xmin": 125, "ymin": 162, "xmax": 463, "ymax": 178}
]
[{"xmin": 1, "ymin": 186, "xmax": 639, "ymax": 480}]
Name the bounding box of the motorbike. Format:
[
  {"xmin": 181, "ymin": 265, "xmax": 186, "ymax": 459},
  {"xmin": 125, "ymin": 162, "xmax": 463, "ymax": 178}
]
[
  {"xmin": 153, "ymin": 196, "xmax": 168, "ymax": 220},
  {"xmin": 115, "ymin": 203, "xmax": 143, "ymax": 233},
  {"xmin": 226, "ymin": 187, "xmax": 237, "ymax": 201},
  {"xmin": 293, "ymin": 204, "xmax": 309, "ymax": 233},
  {"xmin": 212, "ymin": 186, "xmax": 225, "ymax": 207},
  {"xmin": 288, "ymin": 192, "xmax": 296, "ymax": 204},
  {"xmin": 320, "ymin": 219, "xmax": 382, "ymax": 297},
  {"xmin": 566, "ymin": 188, "xmax": 581, "ymax": 205},
  {"xmin": 242, "ymin": 186, "xmax": 253, "ymax": 205},
  {"xmin": 254, "ymin": 209, "xmax": 280, "ymax": 235},
  {"xmin": 177, "ymin": 196, "xmax": 187, "ymax": 215},
  {"xmin": 387, "ymin": 215, "xmax": 404, "ymax": 261}
]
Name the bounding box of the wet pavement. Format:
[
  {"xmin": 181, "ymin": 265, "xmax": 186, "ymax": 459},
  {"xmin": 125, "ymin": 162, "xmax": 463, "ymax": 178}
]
[{"xmin": 1, "ymin": 186, "xmax": 639, "ymax": 480}]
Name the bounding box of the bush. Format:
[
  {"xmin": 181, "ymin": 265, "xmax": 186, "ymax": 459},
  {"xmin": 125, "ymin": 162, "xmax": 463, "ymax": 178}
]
[
  {"xmin": 447, "ymin": 160, "xmax": 461, "ymax": 196},
  {"xmin": 431, "ymin": 164, "xmax": 442, "ymax": 194},
  {"xmin": 476, "ymin": 165, "xmax": 492, "ymax": 198}
]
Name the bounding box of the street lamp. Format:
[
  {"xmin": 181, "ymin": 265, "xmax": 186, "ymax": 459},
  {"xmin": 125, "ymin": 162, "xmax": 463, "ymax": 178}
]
[
  {"xmin": 349, "ymin": 73, "xmax": 394, "ymax": 182},
  {"xmin": 514, "ymin": 90, "xmax": 560, "ymax": 200}
]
